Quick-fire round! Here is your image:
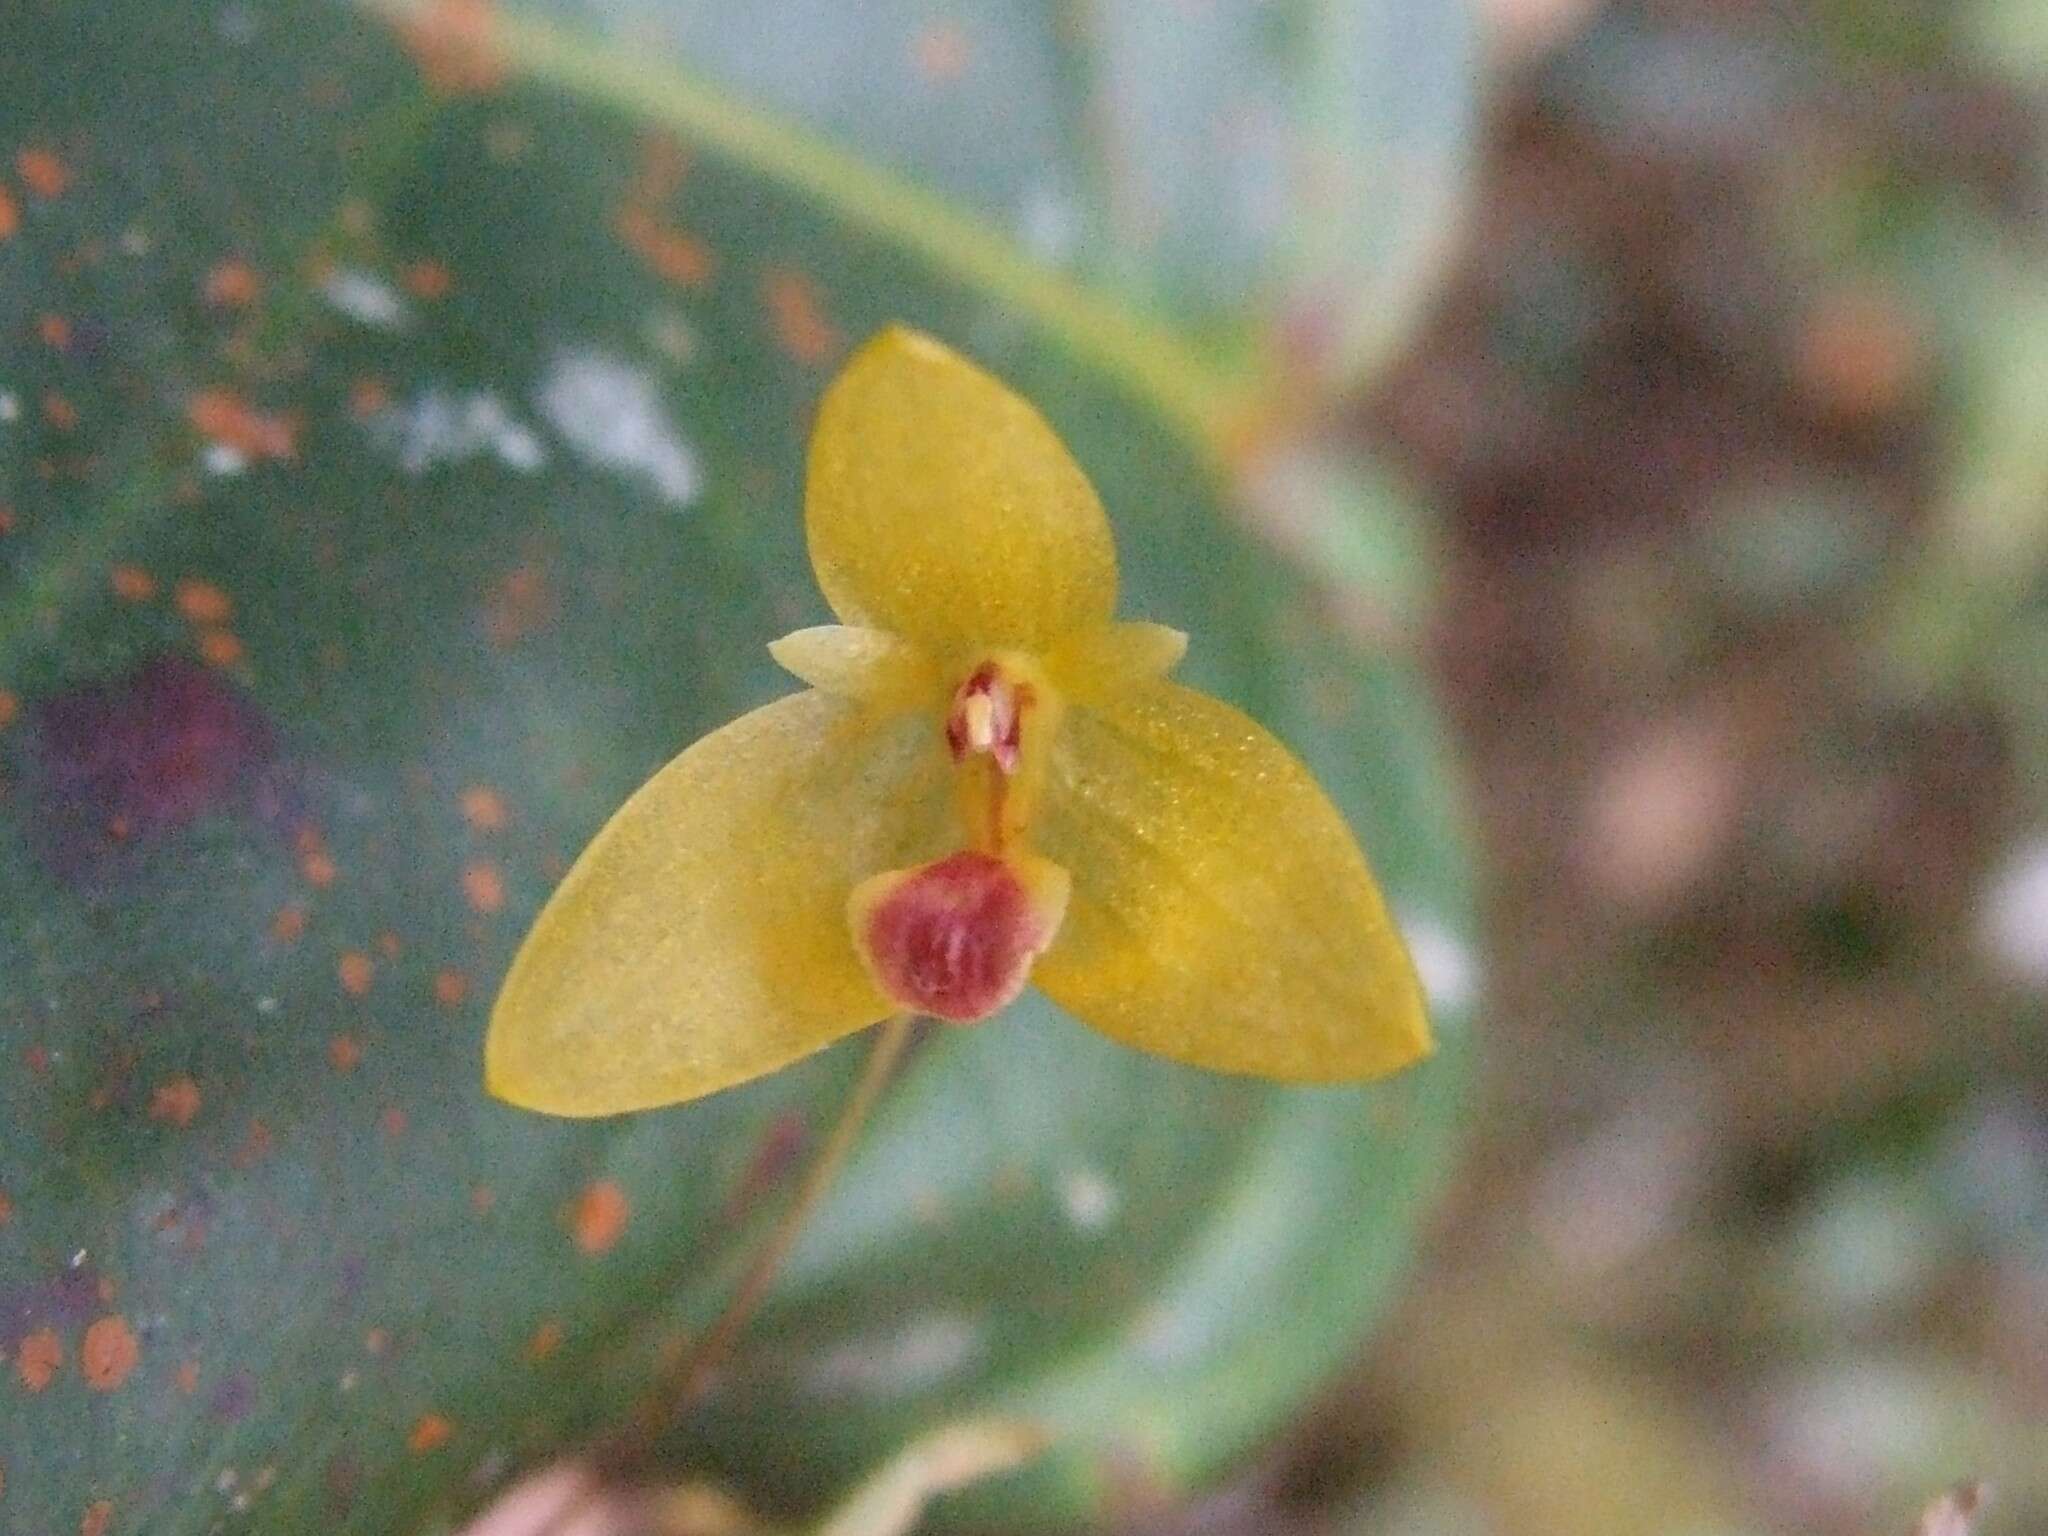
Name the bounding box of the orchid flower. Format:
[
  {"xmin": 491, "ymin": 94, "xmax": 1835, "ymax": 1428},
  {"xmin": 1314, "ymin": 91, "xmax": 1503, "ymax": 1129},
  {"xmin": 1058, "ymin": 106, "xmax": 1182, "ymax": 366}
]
[{"xmin": 488, "ymin": 327, "xmax": 1430, "ymax": 1115}]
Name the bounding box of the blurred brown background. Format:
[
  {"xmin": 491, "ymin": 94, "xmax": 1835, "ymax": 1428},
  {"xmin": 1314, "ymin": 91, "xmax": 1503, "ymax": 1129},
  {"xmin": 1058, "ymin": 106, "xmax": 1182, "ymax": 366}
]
[{"xmin": 1322, "ymin": 1, "xmax": 2047, "ymax": 1532}]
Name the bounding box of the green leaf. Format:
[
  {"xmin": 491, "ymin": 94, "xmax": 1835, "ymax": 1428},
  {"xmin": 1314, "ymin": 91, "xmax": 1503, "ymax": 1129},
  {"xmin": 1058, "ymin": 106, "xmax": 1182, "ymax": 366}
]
[
  {"xmin": 0, "ymin": 4, "xmax": 1474, "ymax": 1533},
  {"xmin": 473, "ymin": 0, "xmax": 1480, "ymax": 388}
]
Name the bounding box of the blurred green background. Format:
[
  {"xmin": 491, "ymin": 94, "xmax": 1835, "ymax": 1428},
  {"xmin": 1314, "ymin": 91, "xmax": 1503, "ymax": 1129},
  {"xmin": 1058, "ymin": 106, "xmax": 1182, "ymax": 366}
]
[{"xmin": 1, "ymin": 0, "xmax": 2044, "ymax": 1534}]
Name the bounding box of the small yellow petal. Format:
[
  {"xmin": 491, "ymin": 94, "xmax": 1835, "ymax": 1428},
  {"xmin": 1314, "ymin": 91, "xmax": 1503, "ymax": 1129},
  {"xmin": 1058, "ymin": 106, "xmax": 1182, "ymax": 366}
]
[
  {"xmin": 1033, "ymin": 681, "xmax": 1430, "ymax": 1080},
  {"xmin": 487, "ymin": 691, "xmax": 953, "ymax": 1115},
  {"xmin": 806, "ymin": 327, "xmax": 1117, "ymax": 656},
  {"xmin": 1044, "ymin": 621, "xmax": 1189, "ymax": 703},
  {"xmin": 768, "ymin": 624, "xmax": 941, "ymax": 709}
]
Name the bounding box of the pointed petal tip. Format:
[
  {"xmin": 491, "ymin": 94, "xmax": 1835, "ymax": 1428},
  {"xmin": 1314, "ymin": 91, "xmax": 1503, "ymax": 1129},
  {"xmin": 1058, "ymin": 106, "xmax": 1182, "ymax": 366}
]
[{"xmin": 863, "ymin": 322, "xmax": 951, "ymax": 362}]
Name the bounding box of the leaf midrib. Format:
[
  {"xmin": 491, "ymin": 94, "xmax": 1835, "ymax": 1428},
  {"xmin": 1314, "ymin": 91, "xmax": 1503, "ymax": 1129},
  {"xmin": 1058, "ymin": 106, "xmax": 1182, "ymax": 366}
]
[{"xmin": 351, "ymin": 0, "xmax": 1249, "ymax": 450}]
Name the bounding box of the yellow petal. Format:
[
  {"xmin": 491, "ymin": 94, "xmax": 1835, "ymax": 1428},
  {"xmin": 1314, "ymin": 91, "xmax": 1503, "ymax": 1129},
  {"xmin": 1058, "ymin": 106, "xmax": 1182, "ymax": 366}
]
[
  {"xmin": 1032, "ymin": 681, "xmax": 1431, "ymax": 1080},
  {"xmin": 768, "ymin": 624, "xmax": 941, "ymax": 709},
  {"xmin": 487, "ymin": 690, "xmax": 952, "ymax": 1115},
  {"xmin": 1044, "ymin": 621, "xmax": 1189, "ymax": 703},
  {"xmin": 806, "ymin": 327, "xmax": 1117, "ymax": 656}
]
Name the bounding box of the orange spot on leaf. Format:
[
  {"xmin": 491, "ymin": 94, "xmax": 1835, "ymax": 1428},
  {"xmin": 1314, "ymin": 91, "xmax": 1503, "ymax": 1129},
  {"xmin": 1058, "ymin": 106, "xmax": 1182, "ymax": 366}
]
[
  {"xmin": 42, "ymin": 392, "xmax": 79, "ymax": 431},
  {"xmin": 0, "ymin": 691, "xmax": 17, "ymax": 730},
  {"xmin": 380, "ymin": 1106, "xmax": 407, "ymax": 1139},
  {"xmin": 80, "ymin": 1316, "xmax": 140, "ymax": 1391},
  {"xmin": 525, "ymin": 1320, "xmax": 563, "ymax": 1362},
  {"xmin": 480, "ymin": 563, "xmax": 553, "ymax": 648},
  {"xmin": 401, "ymin": 260, "xmax": 452, "ymax": 299},
  {"xmin": 433, "ymin": 968, "xmax": 470, "ymax": 1008},
  {"xmin": 338, "ymin": 951, "xmax": 375, "ymax": 996},
  {"xmin": 39, "ymin": 314, "xmax": 72, "ymax": 350},
  {"xmin": 80, "ymin": 1499, "xmax": 113, "ymax": 1536},
  {"xmin": 16, "ymin": 1328, "xmax": 62, "ymax": 1391},
  {"xmin": 297, "ymin": 828, "xmax": 338, "ymax": 888},
  {"xmin": 269, "ymin": 903, "xmax": 307, "ymax": 943},
  {"xmin": 458, "ymin": 784, "xmax": 508, "ymax": 832},
  {"xmin": 16, "ymin": 148, "xmax": 68, "ymax": 199},
  {"xmin": 109, "ymin": 565, "xmax": 156, "ymax": 602},
  {"xmin": 349, "ymin": 376, "xmax": 391, "ymax": 419},
  {"xmin": 232, "ymin": 1117, "xmax": 274, "ymax": 1169},
  {"xmin": 761, "ymin": 269, "xmax": 841, "ymax": 368},
  {"xmin": 175, "ymin": 1359, "xmax": 200, "ymax": 1395},
  {"xmin": 327, "ymin": 1034, "xmax": 363, "ymax": 1073},
  {"xmin": 148, "ymin": 1076, "xmax": 201, "ymax": 1128},
  {"xmin": 407, "ymin": 1413, "xmax": 454, "ymax": 1454},
  {"xmin": 615, "ymin": 205, "xmax": 712, "ymax": 288},
  {"xmin": 396, "ymin": 0, "xmax": 506, "ymax": 94},
  {"xmin": 461, "ymin": 859, "xmax": 504, "ymax": 915},
  {"xmin": 197, "ymin": 629, "xmax": 243, "ymax": 668},
  {"xmin": 0, "ymin": 1189, "xmax": 11, "ymax": 1225},
  {"xmin": 0, "ymin": 185, "xmax": 17, "ymax": 240},
  {"xmin": 187, "ymin": 390, "xmax": 295, "ymax": 462},
  {"xmin": 628, "ymin": 133, "xmax": 690, "ymax": 204},
  {"xmin": 569, "ymin": 1180, "xmax": 630, "ymax": 1255},
  {"xmin": 174, "ymin": 577, "xmax": 233, "ymax": 624},
  {"xmin": 204, "ymin": 259, "xmax": 261, "ymax": 308}
]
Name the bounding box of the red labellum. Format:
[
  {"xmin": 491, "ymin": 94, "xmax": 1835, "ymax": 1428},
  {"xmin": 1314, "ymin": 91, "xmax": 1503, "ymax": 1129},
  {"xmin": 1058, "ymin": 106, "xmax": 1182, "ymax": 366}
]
[{"xmin": 851, "ymin": 849, "xmax": 1068, "ymax": 1023}]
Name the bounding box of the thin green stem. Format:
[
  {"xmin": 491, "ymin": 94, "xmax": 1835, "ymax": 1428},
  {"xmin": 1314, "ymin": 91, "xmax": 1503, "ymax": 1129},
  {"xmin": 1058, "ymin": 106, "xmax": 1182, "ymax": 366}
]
[
  {"xmin": 649, "ymin": 1014, "xmax": 917, "ymax": 1419},
  {"xmin": 522, "ymin": 1016, "xmax": 917, "ymax": 1536}
]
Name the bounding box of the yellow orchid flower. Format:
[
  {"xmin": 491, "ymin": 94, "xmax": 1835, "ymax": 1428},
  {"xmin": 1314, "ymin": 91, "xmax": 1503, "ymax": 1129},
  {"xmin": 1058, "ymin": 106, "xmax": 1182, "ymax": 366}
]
[{"xmin": 488, "ymin": 326, "xmax": 1430, "ymax": 1116}]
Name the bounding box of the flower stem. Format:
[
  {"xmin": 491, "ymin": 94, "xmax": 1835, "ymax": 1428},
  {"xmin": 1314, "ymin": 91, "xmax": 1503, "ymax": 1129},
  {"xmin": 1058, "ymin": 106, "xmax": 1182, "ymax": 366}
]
[
  {"xmin": 672, "ymin": 1013, "xmax": 916, "ymax": 1408},
  {"xmin": 595, "ymin": 1015, "xmax": 918, "ymax": 1481}
]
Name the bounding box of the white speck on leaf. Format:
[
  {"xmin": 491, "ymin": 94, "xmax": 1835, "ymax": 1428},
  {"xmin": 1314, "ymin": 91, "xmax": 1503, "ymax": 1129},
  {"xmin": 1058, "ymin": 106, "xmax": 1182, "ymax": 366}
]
[
  {"xmin": 1017, "ymin": 180, "xmax": 1080, "ymax": 265},
  {"xmin": 366, "ymin": 389, "xmax": 547, "ymax": 476},
  {"xmin": 322, "ymin": 268, "xmax": 411, "ymax": 331},
  {"xmin": 1400, "ymin": 912, "xmax": 1479, "ymax": 1013},
  {"xmin": 202, "ymin": 443, "xmax": 249, "ymax": 477},
  {"xmin": 1060, "ymin": 1167, "xmax": 1118, "ymax": 1231},
  {"xmin": 535, "ymin": 347, "xmax": 701, "ymax": 507},
  {"xmin": 217, "ymin": 2, "xmax": 258, "ymax": 42},
  {"xmin": 0, "ymin": 392, "xmax": 19, "ymax": 423}
]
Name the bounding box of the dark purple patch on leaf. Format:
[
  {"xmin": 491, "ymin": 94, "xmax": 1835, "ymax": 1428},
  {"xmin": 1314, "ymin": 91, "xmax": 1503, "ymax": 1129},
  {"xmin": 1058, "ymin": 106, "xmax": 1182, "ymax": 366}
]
[
  {"xmin": 336, "ymin": 1252, "xmax": 369, "ymax": 1298},
  {"xmin": 207, "ymin": 1367, "xmax": 258, "ymax": 1422},
  {"xmin": 0, "ymin": 1261, "xmax": 102, "ymax": 1351},
  {"xmin": 26, "ymin": 653, "xmax": 297, "ymax": 881}
]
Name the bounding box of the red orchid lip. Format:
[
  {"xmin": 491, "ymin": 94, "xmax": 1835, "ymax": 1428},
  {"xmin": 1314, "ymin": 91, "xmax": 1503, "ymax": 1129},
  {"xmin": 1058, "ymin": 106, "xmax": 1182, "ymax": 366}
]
[{"xmin": 854, "ymin": 850, "xmax": 1064, "ymax": 1024}]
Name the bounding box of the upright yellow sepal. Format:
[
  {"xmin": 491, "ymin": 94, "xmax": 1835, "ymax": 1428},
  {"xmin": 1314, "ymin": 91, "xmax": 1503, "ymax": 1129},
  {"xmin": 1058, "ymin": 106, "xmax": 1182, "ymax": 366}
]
[{"xmin": 806, "ymin": 327, "xmax": 1118, "ymax": 657}]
